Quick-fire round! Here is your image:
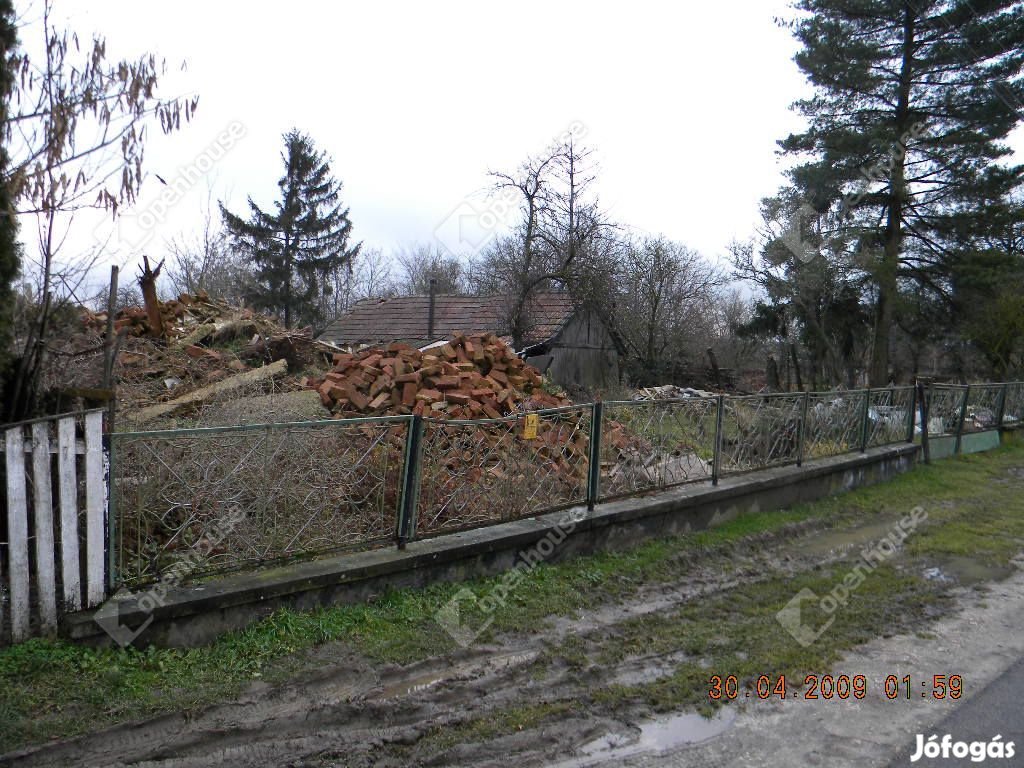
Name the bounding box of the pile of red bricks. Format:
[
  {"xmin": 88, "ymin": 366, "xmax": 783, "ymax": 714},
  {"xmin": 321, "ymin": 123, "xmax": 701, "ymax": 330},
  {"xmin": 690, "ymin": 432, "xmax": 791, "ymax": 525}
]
[{"xmin": 308, "ymin": 333, "xmax": 570, "ymax": 418}]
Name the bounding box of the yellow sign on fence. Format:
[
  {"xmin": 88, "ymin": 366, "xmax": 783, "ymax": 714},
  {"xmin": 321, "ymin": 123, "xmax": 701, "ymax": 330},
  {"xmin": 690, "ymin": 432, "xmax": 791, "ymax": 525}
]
[{"xmin": 523, "ymin": 413, "xmax": 539, "ymax": 439}]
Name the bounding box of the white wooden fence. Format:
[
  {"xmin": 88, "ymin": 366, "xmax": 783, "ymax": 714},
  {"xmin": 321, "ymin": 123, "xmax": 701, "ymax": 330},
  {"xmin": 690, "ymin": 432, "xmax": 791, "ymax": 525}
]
[{"xmin": 1, "ymin": 409, "xmax": 108, "ymax": 643}]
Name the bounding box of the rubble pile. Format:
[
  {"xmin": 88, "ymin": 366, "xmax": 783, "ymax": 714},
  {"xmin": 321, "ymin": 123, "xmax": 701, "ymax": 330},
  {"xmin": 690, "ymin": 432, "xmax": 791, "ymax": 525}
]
[
  {"xmin": 80, "ymin": 292, "xmax": 340, "ymax": 427},
  {"xmin": 307, "ymin": 332, "xmax": 570, "ymax": 419},
  {"xmin": 82, "ymin": 291, "xmax": 339, "ymax": 368},
  {"xmin": 83, "ymin": 292, "xmax": 240, "ymax": 339}
]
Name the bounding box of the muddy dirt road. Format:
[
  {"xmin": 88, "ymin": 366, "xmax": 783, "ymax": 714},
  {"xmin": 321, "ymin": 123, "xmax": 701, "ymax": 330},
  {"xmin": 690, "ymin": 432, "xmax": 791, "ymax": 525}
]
[
  {"xmin": 588, "ymin": 568, "xmax": 1024, "ymax": 768},
  {"xmin": 5, "ymin": 459, "xmax": 1024, "ymax": 768}
]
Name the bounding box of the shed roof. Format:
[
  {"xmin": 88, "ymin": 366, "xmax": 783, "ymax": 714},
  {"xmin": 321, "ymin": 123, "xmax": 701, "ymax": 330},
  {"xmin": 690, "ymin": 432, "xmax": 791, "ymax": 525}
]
[{"xmin": 319, "ymin": 292, "xmax": 576, "ymax": 349}]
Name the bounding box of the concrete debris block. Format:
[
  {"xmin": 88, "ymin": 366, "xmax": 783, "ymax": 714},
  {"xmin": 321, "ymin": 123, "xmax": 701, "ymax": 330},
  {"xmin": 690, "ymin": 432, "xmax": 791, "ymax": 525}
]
[
  {"xmin": 132, "ymin": 359, "xmax": 289, "ymax": 425},
  {"xmin": 632, "ymin": 385, "xmax": 716, "ymax": 401},
  {"xmin": 178, "ymin": 322, "xmax": 219, "ymax": 347}
]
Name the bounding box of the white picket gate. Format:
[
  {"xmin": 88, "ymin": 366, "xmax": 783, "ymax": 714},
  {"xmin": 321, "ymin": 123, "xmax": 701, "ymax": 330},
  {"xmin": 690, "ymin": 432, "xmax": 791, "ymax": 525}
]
[{"xmin": 1, "ymin": 409, "xmax": 108, "ymax": 643}]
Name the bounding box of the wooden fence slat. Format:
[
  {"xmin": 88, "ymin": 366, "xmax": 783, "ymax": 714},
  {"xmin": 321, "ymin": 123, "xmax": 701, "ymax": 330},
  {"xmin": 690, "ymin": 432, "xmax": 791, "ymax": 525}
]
[
  {"xmin": 31, "ymin": 423, "xmax": 57, "ymax": 633},
  {"xmin": 57, "ymin": 417, "xmax": 81, "ymax": 612},
  {"xmin": 84, "ymin": 412, "xmax": 106, "ymax": 607},
  {"xmin": 5, "ymin": 428, "xmax": 30, "ymax": 641}
]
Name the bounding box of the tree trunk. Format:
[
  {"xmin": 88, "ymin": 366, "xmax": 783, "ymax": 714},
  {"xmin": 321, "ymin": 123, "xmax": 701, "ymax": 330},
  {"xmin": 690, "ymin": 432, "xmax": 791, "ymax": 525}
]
[
  {"xmin": 870, "ymin": 4, "xmax": 915, "ymax": 386},
  {"xmin": 789, "ymin": 343, "xmax": 803, "ymax": 392},
  {"xmin": 284, "ymin": 239, "xmax": 293, "ymax": 330},
  {"xmin": 767, "ymin": 356, "xmax": 782, "ymax": 391},
  {"xmin": 139, "ymin": 256, "xmax": 165, "ymax": 339}
]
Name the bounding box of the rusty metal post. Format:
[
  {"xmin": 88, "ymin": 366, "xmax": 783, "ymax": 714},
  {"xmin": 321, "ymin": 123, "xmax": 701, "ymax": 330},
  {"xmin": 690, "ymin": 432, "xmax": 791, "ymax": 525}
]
[{"xmin": 587, "ymin": 401, "xmax": 603, "ymax": 510}]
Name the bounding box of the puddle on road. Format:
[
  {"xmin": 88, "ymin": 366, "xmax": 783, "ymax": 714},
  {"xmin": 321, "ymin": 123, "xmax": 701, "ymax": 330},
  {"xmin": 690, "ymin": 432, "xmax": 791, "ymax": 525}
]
[
  {"xmin": 557, "ymin": 709, "xmax": 736, "ymax": 767},
  {"xmin": 794, "ymin": 518, "xmax": 908, "ymax": 559},
  {"xmin": 922, "ymin": 556, "xmax": 1015, "ymax": 586}
]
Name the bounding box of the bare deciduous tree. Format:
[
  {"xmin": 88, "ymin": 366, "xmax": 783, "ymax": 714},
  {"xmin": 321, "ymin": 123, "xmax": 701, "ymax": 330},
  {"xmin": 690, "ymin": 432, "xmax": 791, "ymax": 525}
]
[
  {"xmin": 164, "ymin": 191, "xmax": 253, "ymax": 305},
  {"xmin": 470, "ymin": 136, "xmax": 615, "ymax": 349},
  {"xmin": 315, "ymin": 247, "xmax": 396, "ymax": 321},
  {"xmin": 395, "ymin": 243, "xmax": 464, "ymax": 295},
  {"xmin": 613, "ymin": 236, "xmax": 725, "ymax": 383},
  {"xmin": 3, "ymin": 0, "xmax": 195, "ymax": 418}
]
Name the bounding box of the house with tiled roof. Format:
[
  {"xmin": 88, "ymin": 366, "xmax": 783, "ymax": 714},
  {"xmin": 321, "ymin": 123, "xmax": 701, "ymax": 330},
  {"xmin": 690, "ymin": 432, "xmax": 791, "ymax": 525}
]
[{"xmin": 318, "ymin": 291, "xmax": 620, "ymax": 391}]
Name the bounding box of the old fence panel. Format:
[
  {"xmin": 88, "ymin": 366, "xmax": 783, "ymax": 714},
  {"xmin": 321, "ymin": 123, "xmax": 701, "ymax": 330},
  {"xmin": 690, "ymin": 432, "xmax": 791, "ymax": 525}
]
[{"xmin": 1, "ymin": 410, "xmax": 108, "ymax": 645}]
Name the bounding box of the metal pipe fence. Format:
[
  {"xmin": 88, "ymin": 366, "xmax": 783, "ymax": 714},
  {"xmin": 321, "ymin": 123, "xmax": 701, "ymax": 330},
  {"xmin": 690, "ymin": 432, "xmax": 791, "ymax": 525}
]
[
  {"xmin": 719, "ymin": 393, "xmax": 804, "ymax": 472},
  {"xmin": 964, "ymin": 384, "xmax": 1009, "ymax": 433},
  {"xmin": 110, "ymin": 417, "xmax": 408, "ymax": 587},
  {"xmin": 803, "ymin": 390, "xmax": 868, "ymax": 459},
  {"xmin": 599, "ymin": 398, "xmax": 717, "ymax": 500},
  {"xmin": 1005, "ymin": 383, "xmax": 1024, "ymax": 426},
  {"xmin": 106, "ymin": 380, "xmax": 1024, "ymax": 589},
  {"xmin": 926, "ymin": 385, "xmax": 968, "ymax": 436},
  {"xmin": 414, "ymin": 405, "xmax": 592, "ymax": 538},
  {"xmin": 866, "ymin": 387, "xmax": 916, "ymax": 448}
]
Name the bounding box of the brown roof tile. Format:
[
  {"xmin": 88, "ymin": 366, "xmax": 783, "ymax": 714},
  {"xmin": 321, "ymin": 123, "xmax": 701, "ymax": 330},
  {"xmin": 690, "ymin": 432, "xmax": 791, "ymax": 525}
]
[{"xmin": 319, "ymin": 292, "xmax": 575, "ymax": 349}]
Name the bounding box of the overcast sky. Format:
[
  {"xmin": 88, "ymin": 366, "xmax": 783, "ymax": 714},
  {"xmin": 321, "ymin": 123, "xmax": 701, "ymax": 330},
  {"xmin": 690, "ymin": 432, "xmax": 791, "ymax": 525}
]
[{"xmin": 19, "ymin": 0, "xmax": 1020, "ymax": 291}]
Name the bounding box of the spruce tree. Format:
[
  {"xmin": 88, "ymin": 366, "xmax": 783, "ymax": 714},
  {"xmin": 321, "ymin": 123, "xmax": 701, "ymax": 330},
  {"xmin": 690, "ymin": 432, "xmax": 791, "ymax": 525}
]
[
  {"xmin": 781, "ymin": 1, "xmax": 1024, "ymax": 385},
  {"xmin": 221, "ymin": 129, "xmax": 360, "ymax": 328},
  {"xmin": 0, "ymin": 0, "xmax": 19, "ymax": 403}
]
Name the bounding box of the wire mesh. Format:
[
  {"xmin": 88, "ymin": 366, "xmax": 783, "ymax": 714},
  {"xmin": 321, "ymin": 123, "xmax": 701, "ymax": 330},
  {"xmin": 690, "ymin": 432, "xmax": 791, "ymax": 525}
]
[
  {"xmin": 804, "ymin": 390, "xmax": 868, "ymax": 458},
  {"xmin": 963, "ymin": 384, "xmax": 1006, "ymax": 433},
  {"xmin": 111, "ymin": 417, "xmax": 407, "ymax": 587},
  {"xmin": 719, "ymin": 394, "xmax": 803, "ymax": 474},
  {"xmin": 865, "ymin": 387, "xmax": 914, "ymax": 447},
  {"xmin": 927, "ymin": 385, "xmax": 967, "ymax": 436},
  {"xmin": 599, "ymin": 398, "xmax": 717, "ymax": 499},
  {"xmin": 1003, "ymin": 382, "xmax": 1024, "ymax": 426},
  {"xmin": 416, "ymin": 406, "xmax": 591, "ymax": 538}
]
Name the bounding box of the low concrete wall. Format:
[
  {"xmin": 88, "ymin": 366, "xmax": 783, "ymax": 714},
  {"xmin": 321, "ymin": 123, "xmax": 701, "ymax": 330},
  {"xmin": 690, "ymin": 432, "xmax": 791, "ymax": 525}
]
[
  {"xmin": 961, "ymin": 430, "xmax": 1001, "ymax": 454},
  {"xmin": 928, "ymin": 430, "xmax": 1001, "ymax": 459},
  {"xmin": 65, "ymin": 442, "xmax": 921, "ymax": 648}
]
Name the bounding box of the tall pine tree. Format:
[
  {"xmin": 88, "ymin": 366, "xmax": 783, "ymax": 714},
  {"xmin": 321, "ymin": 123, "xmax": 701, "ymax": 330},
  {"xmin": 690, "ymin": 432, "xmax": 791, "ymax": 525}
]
[
  {"xmin": 781, "ymin": 1, "xmax": 1024, "ymax": 385},
  {"xmin": 221, "ymin": 129, "xmax": 360, "ymax": 329},
  {"xmin": 0, "ymin": 0, "xmax": 19, "ymax": 403}
]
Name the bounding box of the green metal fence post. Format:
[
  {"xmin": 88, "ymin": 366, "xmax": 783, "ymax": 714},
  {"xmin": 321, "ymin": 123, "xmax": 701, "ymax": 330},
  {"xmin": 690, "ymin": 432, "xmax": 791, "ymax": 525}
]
[
  {"xmin": 907, "ymin": 384, "xmax": 917, "ymax": 443},
  {"xmin": 796, "ymin": 391, "xmax": 809, "ymax": 467},
  {"xmin": 919, "ymin": 380, "xmax": 932, "ymax": 464},
  {"xmin": 712, "ymin": 394, "xmax": 725, "ymax": 486},
  {"xmin": 955, "ymin": 385, "xmax": 970, "ymax": 455},
  {"xmin": 396, "ymin": 415, "xmax": 424, "ymax": 549},
  {"xmin": 106, "ymin": 426, "xmax": 118, "ymax": 591},
  {"xmin": 995, "ymin": 383, "xmax": 1009, "ymax": 428},
  {"xmin": 586, "ymin": 401, "xmax": 603, "ymax": 510},
  {"xmin": 860, "ymin": 388, "xmax": 871, "ymax": 453}
]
